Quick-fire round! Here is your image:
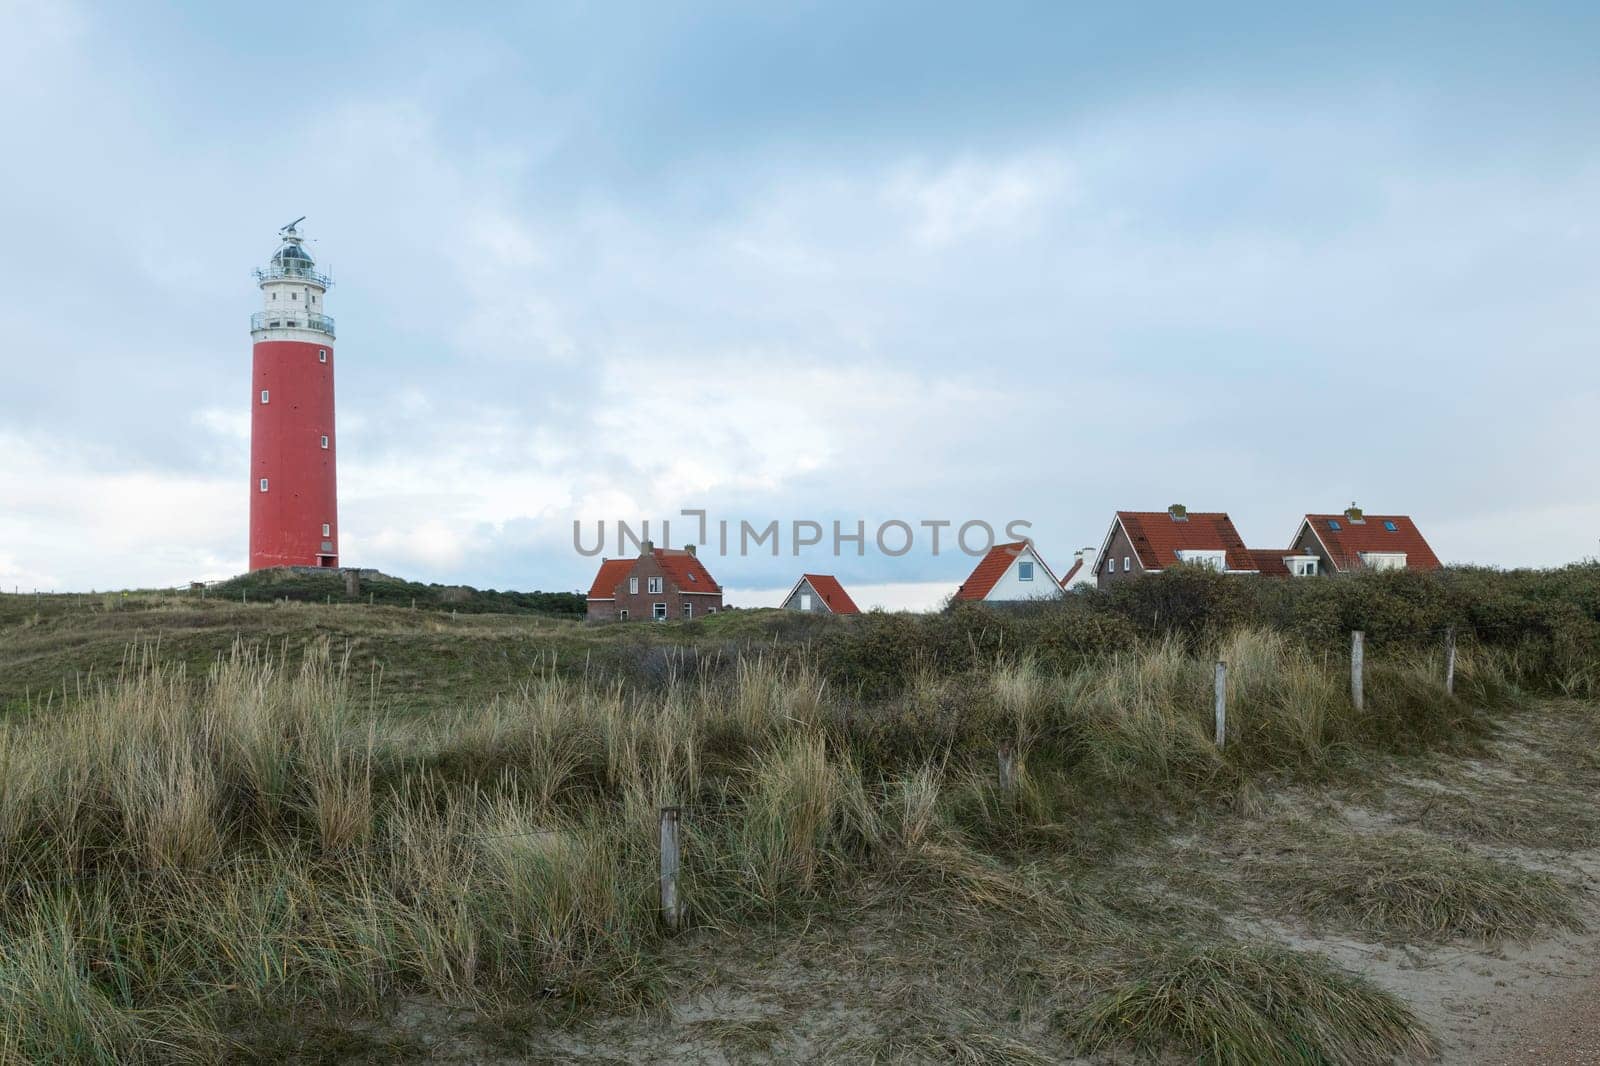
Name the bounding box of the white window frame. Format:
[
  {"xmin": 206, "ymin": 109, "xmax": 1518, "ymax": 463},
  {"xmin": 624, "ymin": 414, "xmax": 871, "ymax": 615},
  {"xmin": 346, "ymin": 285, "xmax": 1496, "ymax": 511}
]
[
  {"xmin": 652, "ymin": 602, "xmax": 667, "ymax": 621},
  {"xmin": 619, "ymin": 608, "xmax": 629, "ymax": 620},
  {"xmin": 1359, "ymin": 552, "xmax": 1407, "ymax": 571},
  {"xmin": 320, "ymin": 435, "xmax": 329, "ymax": 449},
  {"xmin": 1123, "ymin": 555, "xmax": 1131, "ymax": 572},
  {"xmin": 1018, "ymin": 560, "xmax": 1034, "ymax": 582},
  {"xmin": 258, "ymin": 478, "xmax": 269, "ymax": 492},
  {"xmin": 800, "ymin": 593, "xmax": 813, "ymax": 610},
  {"xmin": 628, "ymin": 576, "xmax": 639, "ymax": 595},
  {"xmin": 683, "ymin": 603, "xmax": 693, "ymax": 619},
  {"xmin": 1108, "ymin": 558, "xmax": 1116, "ymax": 574},
  {"xmin": 318, "ymin": 349, "xmax": 328, "ymax": 363},
  {"xmin": 260, "ymin": 390, "xmax": 270, "ymax": 404},
  {"xmin": 321, "ymin": 523, "xmax": 331, "ymax": 537},
  {"xmin": 1175, "ymin": 549, "xmax": 1227, "ymax": 571},
  {"xmin": 647, "ymin": 576, "xmax": 663, "ymax": 594}
]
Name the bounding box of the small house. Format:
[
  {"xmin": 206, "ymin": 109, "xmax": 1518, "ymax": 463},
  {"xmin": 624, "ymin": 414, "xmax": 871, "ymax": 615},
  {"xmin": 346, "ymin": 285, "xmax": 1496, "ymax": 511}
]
[
  {"xmin": 954, "ymin": 541, "xmax": 1063, "ymax": 603},
  {"xmin": 585, "ymin": 541, "xmax": 723, "ymax": 621},
  {"xmin": 781, "ymin": 574, "xmax": 860, "ymax": 614}
]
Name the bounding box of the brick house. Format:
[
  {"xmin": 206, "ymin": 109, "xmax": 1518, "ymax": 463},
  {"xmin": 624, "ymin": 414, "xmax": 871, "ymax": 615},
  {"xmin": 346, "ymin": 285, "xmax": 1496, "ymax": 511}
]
[
  {"xmin": 781, "ymin": 574, "xmax": 860, "ymax": 614},
  {"xmin": 954, "ymin": 541, "xmax": 1063, "ymax": 603},
  {"xmin": 1094, "ymin": 506, "xmax": 1260, "ymax": 589},
  {"xmin": 585, "ymin": 542, "xmax": 723, "ymax": 621},
  {"xmin": 1287, "ymin": 506, "xmax": 1441, "ymax": 574}
]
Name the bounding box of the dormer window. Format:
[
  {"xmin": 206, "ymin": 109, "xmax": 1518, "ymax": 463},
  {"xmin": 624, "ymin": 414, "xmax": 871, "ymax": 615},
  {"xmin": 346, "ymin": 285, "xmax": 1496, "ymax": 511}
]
[{"xmin": 1175, "ymin": 549, "xmax": 1227, "ymax": 571}]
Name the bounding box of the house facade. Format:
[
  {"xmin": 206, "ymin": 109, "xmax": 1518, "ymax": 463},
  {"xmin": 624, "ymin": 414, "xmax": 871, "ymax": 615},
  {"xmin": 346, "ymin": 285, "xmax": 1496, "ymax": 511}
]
[
  {"xmin": 1094, "ymin": 507, "xmax": 1257, "ymax": 589},
  {"xmin": 585, "ymin": 543, "xmax": 723, "ymax": 621},
  {"xmin": 954, "ymin": 541, "xmax": 1063, "ymax": 603},
  {"xmin": 1288, "ymin": 507, "xmax": 1441, "ymax": 574},
  {"xmin": 782, "ymin": 574, "xmax": 860, "ymax": 614}
]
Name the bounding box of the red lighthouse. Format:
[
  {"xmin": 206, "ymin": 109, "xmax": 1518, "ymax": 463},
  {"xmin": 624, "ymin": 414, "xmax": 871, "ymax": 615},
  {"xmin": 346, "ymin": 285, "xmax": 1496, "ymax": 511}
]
[{"xmin": 249, "ymin": 219, "xmax": 339, "ymax": 570}]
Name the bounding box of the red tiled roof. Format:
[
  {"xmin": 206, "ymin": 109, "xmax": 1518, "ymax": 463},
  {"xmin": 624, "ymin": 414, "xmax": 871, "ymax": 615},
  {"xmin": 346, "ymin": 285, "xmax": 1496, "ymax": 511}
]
[
  {"xmin": 954, "ymin": 542, "xmax": 1032, "ymax": 600},
  {"xmin": 585, "ymin": 559, "xmax": 635, "ymax": 600},
  {"xmin": 585, "ymin": 548, "xmax": 723, "ymax": 600},
  {"xmin": 1116, "ymin": 511, "xmax": 1255, "ymax": 571},
  {"xmin": 799, "ymin": 574, "xmax": 860, "ymax": 614},
  {"xmin": 1244, "ymin": 549, "xmax": 1294, "ymax": 578},
  {"xmin": 1058, "ymin": 558, "xmax": 1084, "ymax": 588},
  {"xmin": 1301, "ymin": 514, "xmax": 1441, "ymax": 572},
  {"xmin": 654, "ymin": 548, "xmax": 722, "ymax": 593}
]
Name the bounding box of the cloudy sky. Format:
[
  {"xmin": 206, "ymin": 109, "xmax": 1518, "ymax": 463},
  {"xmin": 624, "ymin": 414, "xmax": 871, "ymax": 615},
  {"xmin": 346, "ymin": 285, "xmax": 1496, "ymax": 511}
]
[{"xmin": 2, "ymin": 2, "xmax": 1597, "ymax": 607}]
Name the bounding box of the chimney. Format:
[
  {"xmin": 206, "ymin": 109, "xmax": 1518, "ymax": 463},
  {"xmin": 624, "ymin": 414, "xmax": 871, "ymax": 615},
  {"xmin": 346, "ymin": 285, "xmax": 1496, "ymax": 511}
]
[
  {"xmin": 1168, "ymin": 504, "xmax": 1188, "ymax": 521},
  {"xmin": 1344, "ymin": 503, "xmax": 1364, "ymax": 523},
  {"xmin": 684, "ymin": 544, "xmax": 696, "ymax": 556},
  {"xmin": 640, "ymin": 539, "xmax": 654, "ymax": 556}
]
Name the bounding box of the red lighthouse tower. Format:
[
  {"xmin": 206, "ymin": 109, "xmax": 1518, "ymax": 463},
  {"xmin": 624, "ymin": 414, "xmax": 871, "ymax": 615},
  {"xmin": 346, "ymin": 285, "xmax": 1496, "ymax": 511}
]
[{"xmin": 249, "ymin": 219, "xmax": 339, "ymax": 570}]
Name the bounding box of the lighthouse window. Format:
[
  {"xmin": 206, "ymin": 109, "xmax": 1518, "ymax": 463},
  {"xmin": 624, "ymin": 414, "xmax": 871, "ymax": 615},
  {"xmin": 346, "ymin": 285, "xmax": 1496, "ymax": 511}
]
[
  {"xmin": 320, "ymin": 435, "xmax": 329, "ymax": 449},
  {"xmin": 292, "ymin": 292, "xmax": 299, "ymax": 300},
  {"xmin": 318, "ymin": 349, "xmax": 327, "ymax": 362},
  {"xmin": 259, "ymin": 478, "xmax": 269, "ymax": 492},
  {"xmin": 260, "ymin": 390, "xmax": 269, "ymax": 404},
  {"xmin": 322, "ymin": 523, "xmax": 331, "ymax": 537}
]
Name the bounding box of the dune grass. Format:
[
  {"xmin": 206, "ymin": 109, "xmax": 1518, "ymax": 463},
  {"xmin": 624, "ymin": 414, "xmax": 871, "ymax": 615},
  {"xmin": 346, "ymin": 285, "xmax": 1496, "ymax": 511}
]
[{"xmin": 0, "ymin": 622, "xmax": 1554, "ymax": 1061}]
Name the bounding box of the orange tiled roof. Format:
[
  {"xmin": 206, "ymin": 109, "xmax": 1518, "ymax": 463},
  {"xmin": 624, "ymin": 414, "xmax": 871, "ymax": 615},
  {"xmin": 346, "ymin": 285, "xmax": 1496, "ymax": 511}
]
[
  {"xmin": 954, "ymin": 542, "xmax": 1031, "ymax": 600},
  {"xmin": 654, "ymin": 548, "xmax": 722, "ymax": 592},
  {"xmin": 1058, "ymin": 558, "xmax": 1084, "ymax": 587},
  {"xmin": 1117, "ymin": 511, "xmax": 1255, "ymax": 571},
  {"xmin": 800, "ymin": 574, "xmax": 860, "ymax": 614},
  {"xmin": 1301, "ymin": 514, "xmax": 1441, "ymax": 572},
  {"xmin": 585, "ymin": 559, "xmax": 635, "ymax": 600},
  {"xmin": 1244, "ymin": 548, "xmax": 1294, "ymax": 578}
]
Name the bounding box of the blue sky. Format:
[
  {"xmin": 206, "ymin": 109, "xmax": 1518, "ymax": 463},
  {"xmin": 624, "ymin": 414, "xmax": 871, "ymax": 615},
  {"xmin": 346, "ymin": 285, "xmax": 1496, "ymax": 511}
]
[{"xmin": 1, "ymin": 2, "xmax": 1597, "ymax": 606}]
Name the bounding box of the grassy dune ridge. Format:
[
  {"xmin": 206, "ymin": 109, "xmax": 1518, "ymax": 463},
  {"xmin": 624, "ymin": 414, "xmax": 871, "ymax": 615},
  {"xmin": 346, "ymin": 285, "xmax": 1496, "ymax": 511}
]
[
  {"xmin": 0, "ymin": 621, "xmax": 1559, "ymax": 1062},
  {"xmin": 0, "ymin": 566, "xmax": 1595, "ymax": 1061}
]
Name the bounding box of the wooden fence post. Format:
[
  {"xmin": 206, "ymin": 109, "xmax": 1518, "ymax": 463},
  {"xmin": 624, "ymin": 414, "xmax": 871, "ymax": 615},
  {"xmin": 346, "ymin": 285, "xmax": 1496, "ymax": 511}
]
[
  {"xmin": 659, "ymin": 806, "xmax": 683, "ymax": 932},
  {"xmin": 1351, "ymin": 631, "xmax": 1365, "ymax": 711},
  {"xmin": 997, "ymin": 742, "xmax": 1017, "ymax": 794},
  {"xmin": 1445, "ymin": 626, "xmax": 1457, "ymax": 696},
  {"xmin": 1214, "ymin": 660, "xmax": 1227, "ymax": 748}
]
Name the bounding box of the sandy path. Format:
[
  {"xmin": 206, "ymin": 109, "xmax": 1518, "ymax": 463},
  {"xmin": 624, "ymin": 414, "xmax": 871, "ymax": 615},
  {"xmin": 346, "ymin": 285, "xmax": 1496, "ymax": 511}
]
[{"xmin": 1474, "ymin": 974, "xmax": 1600, "ymax": 1065}]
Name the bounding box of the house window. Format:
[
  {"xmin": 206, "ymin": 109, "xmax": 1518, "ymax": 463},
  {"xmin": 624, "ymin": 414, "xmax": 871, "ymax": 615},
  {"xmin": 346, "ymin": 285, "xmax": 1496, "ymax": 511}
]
[
  {"xmin": 1291, "ymin": 558, "xmax": 1318, "ymax": 577},
  {"xmin": 800, "ymin": 593, "xmax": 813, "ymax": 610},
  {"xmin": 1383, "ymin": 521, "xmax": 1397, "ymax": 532},
  {"xmin": 322, "ymin": 523, "xmax": 331, "ymax": 537},
  {"xmin": 1124, "ymin": 556, "xmax": 1131, "ymax": 572},
  {"xmin": 259, "ymin": 478, "xmax": 269, "ymax": 492},
  {"xmin": 320, "ymin": 435, "xmax": 329, "ymax": 449},
  {"xmin": 1359, "ymin": 552, "xmax": 1407, "ymax": 571},
  {"xmin": 1328, "ymin": 519, "xmax": 1341, "ymax": 531},
  {"xmin": 260, "ymin": 390, "xmax": 269, "ymax": 404},
  {"xmin": 708, "ymin": 606, "xmax": 717, "ymax": 614},
  {"xmin": 687, "ymin": 572, "xmax": 697, "ymax": 583},
  {"xmin": 653, "ymin": 602, "xmax": 667, "ymax": 621},
  {"xmin": 648, "ymin": 576, "xmax": 663, "ymax": 594},
  {"xmin": 1108, "ymin": 558, "xmax": 1116, "ymax": 574},
  {"xmin": 318, "ymin": 349, "xmax": 327, "ymax": 363},
  {"xmin": 619, "ymin": 609, "xmax": 629, "ymax": 620},
  {"xmin": 1175, "ymin": 549, "xmax": 1227, "ymax": 571},
  {"xmin": 628, "ymin": 576, "xmax": 639, "ymax": 595},
  {"xmin": 1019, "ymin": 560, "xmax": 1034, "ymax": 582},
  {"xmin": 683, "ymin": 603, "xmax": 693, "ymax": 619}
]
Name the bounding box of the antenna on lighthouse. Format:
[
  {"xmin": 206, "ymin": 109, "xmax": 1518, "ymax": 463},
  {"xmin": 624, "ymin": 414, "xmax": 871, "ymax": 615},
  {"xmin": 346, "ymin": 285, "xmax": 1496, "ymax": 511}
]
[{"xmin": 281, "ymin": 216, "xmax": 307, "ymax": 237}]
